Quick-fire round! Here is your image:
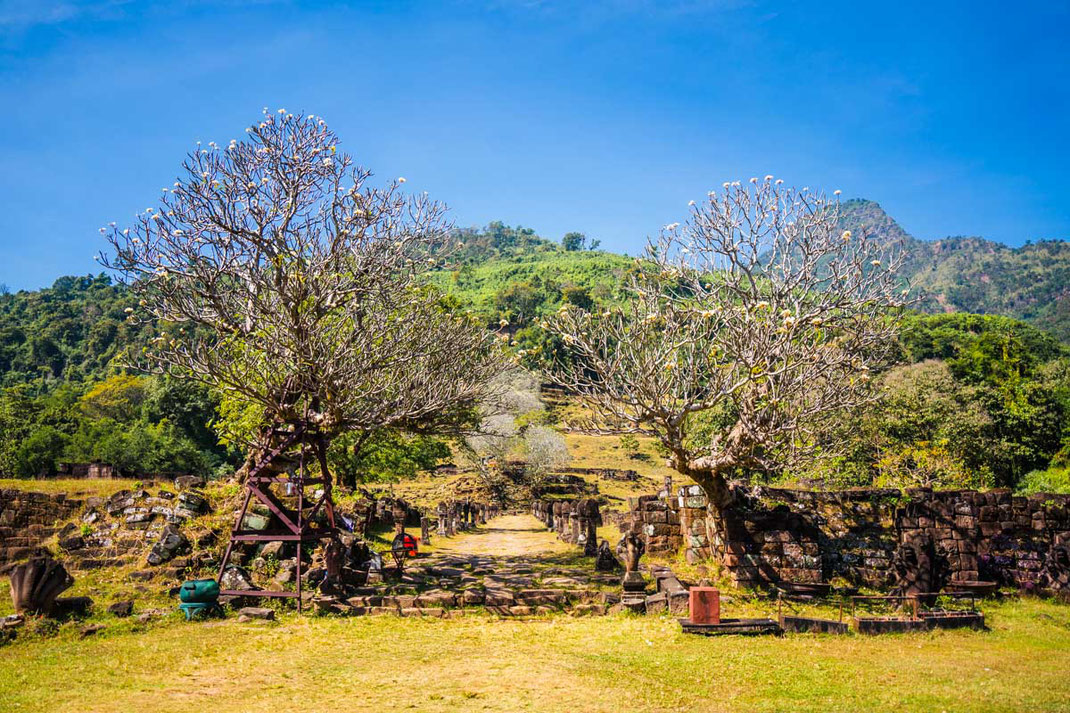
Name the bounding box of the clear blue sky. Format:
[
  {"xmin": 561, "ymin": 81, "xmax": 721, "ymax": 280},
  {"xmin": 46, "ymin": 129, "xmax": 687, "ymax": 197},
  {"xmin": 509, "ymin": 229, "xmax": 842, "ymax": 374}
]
[{"xmin": 1, "ymin": 0, "xmax": 1068, "ymax": 290}]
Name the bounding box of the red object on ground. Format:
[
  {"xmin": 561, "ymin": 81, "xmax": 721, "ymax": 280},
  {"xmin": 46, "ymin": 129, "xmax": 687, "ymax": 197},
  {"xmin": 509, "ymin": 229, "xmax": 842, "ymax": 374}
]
[{"xmin": 689, "ymin": 587, "xmax": 720, "ymax": 624}]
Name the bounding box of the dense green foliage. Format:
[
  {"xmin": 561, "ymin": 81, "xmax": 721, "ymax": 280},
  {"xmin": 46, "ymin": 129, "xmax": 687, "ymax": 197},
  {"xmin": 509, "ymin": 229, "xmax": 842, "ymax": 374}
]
[
  {"xmin": 0, "ymin": 274, "xmax": 146, "ymax": 386},
  {"xmin": 2, "ymin": 217, "xmax": 1069, "ymax": 492},
  {"xmin": 0, "ymin": 276, "xmax": 228, "ymax": 478},
  {"xmin": 805, "ymin": 313, "xmax": 1070, "ymax": 491},
  {"xmin": 0, "ymin": 275, "xmax": 462, "ymax": 483}
]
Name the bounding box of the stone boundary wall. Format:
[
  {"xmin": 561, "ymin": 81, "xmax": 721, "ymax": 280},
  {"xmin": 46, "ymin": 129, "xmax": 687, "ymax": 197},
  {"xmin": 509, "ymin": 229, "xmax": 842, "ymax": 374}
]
[
  {"xmin": 618, "ymin": 485, "xmax": 1070, "ymax": 594},
  {"xmin": 0, "ymin": 489, "xmax": 84, "ymax": 571},
  {"xmin": 531, "ymin": 498, "xmax": 600, "ymax": 555}
]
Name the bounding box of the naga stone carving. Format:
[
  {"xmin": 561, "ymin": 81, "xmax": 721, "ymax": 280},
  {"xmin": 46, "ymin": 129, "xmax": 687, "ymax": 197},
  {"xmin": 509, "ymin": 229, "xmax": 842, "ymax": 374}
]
[{"xmin": 9, "ymin": 557, "xmax": 74, "ymax": 616}]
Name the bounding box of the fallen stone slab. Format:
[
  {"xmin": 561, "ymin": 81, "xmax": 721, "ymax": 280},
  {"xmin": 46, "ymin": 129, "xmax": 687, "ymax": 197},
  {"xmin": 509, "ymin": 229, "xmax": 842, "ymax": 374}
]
[
  {"xmin": 429, "ymin": 567, "xmax": 466, "ymax": 578},
  {"xmin": 52, "ymin": 596, "xmax": 93, "ymax": 618},
  {"xmin": 852, "ymin": 617, "xmax": 927, "ymax": 635},
  {"xmin": 484, "ymin": 589, "xmax": 515, "ymax": 606},
  {"xmin": 780, "ymin": 615, "xmax": 848, "ymax": 634},
  {"xmin": 657, "ymin": 589, "xmax": 684, "ymax": 615},
  {"xmin": 462, "ymin": 589, "xmax": 485, "ymax": 606},
  {"xmin": 516, "ymin": 590, "xmax": 569, "ymax": 606},
  {"xmin": 237, "ymin": 607, "xmax": 275, "ymax": 621},
  {"xmin": 59, "ymin": 535, "xmax": 86, "ymax": 552},
  {"xmin": 174, "ymin": 475, "xmax": 206, "ymax": 491},
  {"xmin": 414, "ymin": 591, "xmax": 458, "ymax": 608},
  {"xmin": 146, "ymin": 525, "xmax": 189, "ymax": 566},
  {"xmin": 645, "ymin": 592, "xmax": 667, "ymax": 615},
  {"xmin": 679, "ymin": 618, "xmax": 781, "ymax": 636}
]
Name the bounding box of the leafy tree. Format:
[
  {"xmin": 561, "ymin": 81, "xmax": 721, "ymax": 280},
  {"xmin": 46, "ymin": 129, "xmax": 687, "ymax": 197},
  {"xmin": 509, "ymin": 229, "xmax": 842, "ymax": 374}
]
[
  {"xmin": 561, "ymin": 286, "xmax": 594, "ymax": 311},
  {"xmin": 494, "ymin": 281, "xmax": 548, "ymax": 328},
  {"xmin": 546, "ymin": 180, "xmax": 909, "ymax": 515},
  {"xmin": 15, "ymin": 425, "xmax": 68, "ymax": 478},
  {"xmin": 328, "ymin": 430, "xmax": 451, "ymax": 484},
  {"xmin": 79, "ymin": 374, "xmax": 147, "ymax": 422}
]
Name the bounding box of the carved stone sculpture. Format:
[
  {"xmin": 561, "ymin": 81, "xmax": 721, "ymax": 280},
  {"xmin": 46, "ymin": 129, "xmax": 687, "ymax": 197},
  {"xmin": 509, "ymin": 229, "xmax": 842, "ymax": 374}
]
[
  {"xmin": 892, "ymin": 532, "xmax": 949, "ymax": 605},
  {"xmin": 9, "ymin": 557, "xmax": 74, "ymax": 616},
  {"xmin": 617, "ymin": 529, "xmax": 647, "ymax": 592},
  {"xmin": 595, "ymin": 540, "xmax": 621, "ymax": 572}
]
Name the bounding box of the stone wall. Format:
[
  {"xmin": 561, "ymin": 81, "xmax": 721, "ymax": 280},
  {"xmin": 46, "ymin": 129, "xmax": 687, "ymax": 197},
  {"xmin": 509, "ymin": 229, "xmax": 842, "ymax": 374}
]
[
  {"xmin": 715, "ymin": 487, "xmax": 1070, "ymax": 593},
  {"xmin": 619, "ymin": 485, "xmax": 1070, "ymax": 595},
  {"xmin": 0, "ymin": 489, "xmax": 84, "ymax": 571}
]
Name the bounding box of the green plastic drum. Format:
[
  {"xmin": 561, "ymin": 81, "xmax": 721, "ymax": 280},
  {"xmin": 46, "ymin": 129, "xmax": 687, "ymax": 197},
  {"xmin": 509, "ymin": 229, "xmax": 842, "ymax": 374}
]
[{"xmin": 179, "ymin": 579, "xmax": 220, "ymax": 604}]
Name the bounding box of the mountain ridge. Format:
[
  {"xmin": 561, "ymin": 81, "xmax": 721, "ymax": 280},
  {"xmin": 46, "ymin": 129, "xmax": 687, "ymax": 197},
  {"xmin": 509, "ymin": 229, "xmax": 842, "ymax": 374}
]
[{"xmin": 839, "ymin": 199, "xmax": 1070, "ymax": 340}]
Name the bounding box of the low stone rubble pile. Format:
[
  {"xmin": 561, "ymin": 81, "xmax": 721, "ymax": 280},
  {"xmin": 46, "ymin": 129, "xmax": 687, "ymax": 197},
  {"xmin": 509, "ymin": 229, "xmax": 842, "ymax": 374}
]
[
  {"xmin": 51, "ymin": 477, "xmax": 214, "ymax": 577},
  {"xmin": 310, "ymin": 553, "xmax": 624, "ymax": 618}
]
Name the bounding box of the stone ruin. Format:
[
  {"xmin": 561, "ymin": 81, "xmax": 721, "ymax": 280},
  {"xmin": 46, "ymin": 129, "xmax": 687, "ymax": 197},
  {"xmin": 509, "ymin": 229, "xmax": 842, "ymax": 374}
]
[
  {"xmin": 435, "ymin": 499, "xmax": 498, "ymax": 537},
  {"xmin": 531, "ymin": 498, "xmax": 601, "ymax": 556},
  {"xmin": 613, "ymin": 484, "xmax": 1070, "ymax": 599}
]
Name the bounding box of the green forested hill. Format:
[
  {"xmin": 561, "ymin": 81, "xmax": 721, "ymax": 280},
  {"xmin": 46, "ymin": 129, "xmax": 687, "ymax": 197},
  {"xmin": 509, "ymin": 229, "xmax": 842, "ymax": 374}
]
[
  {"xmin": 0, "ymin": 274, "xmax": 145, "ymax": 387},
  {"xmin": 839, "ymin": 199, "xmax": 1070, "ymax": 341}
]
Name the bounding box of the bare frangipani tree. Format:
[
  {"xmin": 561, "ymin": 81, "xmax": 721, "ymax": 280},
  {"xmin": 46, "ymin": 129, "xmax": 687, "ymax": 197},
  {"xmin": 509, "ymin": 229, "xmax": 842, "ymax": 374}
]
[
  {"xmin": 100, "ymin": 108, "xmax": 506, "ymax": 476},
  {"xmin": 545, "ymin": 178, "xmax": 910, "ymax": 514}
]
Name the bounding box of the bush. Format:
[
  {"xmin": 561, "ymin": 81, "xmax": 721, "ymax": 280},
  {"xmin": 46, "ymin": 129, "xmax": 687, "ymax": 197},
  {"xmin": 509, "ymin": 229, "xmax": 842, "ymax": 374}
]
[{"xmin": 1016, "ymin": 468, "xmax": 1070, "ymax": 495}]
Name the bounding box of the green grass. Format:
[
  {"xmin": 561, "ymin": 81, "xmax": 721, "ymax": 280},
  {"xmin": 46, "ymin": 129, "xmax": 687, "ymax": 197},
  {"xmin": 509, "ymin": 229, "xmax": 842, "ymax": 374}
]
[{"xmin": 1, "ymin": 599, "xmax": 1068, "ymax": 712}]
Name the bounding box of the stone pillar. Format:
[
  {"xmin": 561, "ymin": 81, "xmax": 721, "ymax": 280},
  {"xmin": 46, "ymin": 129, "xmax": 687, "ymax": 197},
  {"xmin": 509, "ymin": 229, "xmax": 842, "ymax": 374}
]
[
  {"xmin": 420, "ymin": 515, "xmax": 431, "ymax": 546},
  {"xmin": 391, "ymin": 501, "xmax": 407, "ymax": 531},
  {"xmin": 437, "ymin": 502, "xmax": 448, "ymax": 537},
  {"xmin": 579, "ymin": 498, "xmax": 600, "ymax": 557}
]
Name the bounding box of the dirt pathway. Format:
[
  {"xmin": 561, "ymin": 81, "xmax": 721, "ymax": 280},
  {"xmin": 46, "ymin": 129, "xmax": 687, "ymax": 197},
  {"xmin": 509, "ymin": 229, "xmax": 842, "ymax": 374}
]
[{"xmin": 428, "ymin": 513, "xmax": 575, "ymax": 559}]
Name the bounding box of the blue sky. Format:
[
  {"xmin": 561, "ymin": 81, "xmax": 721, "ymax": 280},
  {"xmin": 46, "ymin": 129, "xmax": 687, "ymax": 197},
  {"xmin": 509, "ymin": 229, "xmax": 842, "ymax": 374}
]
[{"xmin": 0, "ymin": 0, "xmax": 1068, "ymax": 290}]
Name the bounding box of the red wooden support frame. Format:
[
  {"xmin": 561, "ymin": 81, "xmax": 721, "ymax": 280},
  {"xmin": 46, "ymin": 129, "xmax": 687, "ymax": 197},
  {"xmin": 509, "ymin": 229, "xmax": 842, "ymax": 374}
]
[{"xmin": 216, "ymin": 422, "xmax": 338, "ymax": 612}]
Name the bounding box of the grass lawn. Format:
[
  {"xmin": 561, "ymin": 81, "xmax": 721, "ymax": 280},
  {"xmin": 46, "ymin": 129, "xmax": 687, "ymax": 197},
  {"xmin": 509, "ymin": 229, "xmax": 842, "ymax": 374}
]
[{"xmin": 1, "ymin": 598, "xmax": 1067, "ymax": 713}]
